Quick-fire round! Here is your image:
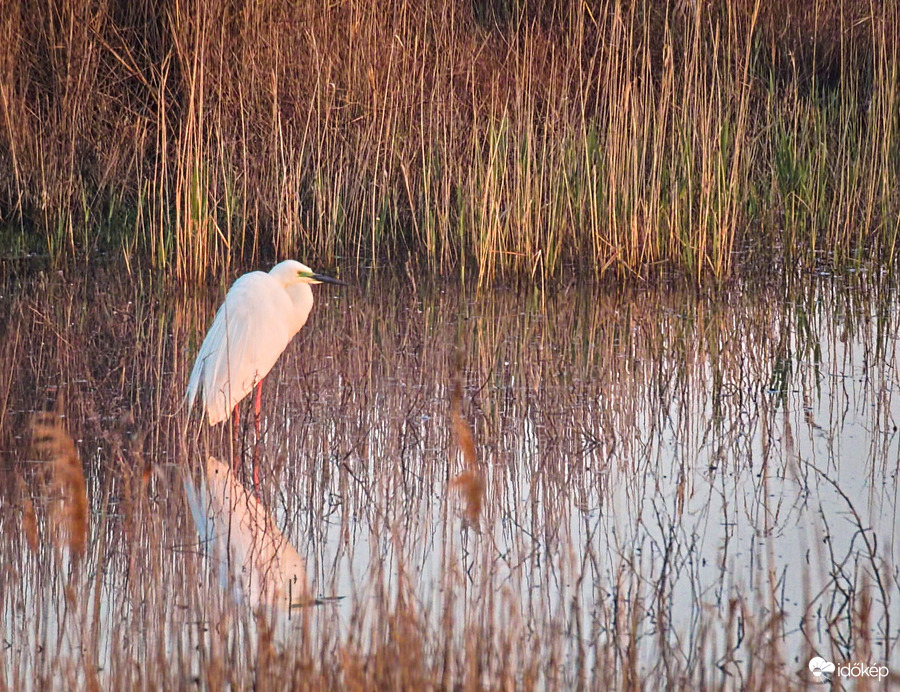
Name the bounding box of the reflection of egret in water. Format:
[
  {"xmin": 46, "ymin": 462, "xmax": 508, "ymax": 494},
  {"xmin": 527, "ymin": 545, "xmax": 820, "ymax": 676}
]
[
  {"xmin": 183, "ymin": 456, "xmax": 310, "ymax": 609},
  {"xmin": 186, "ymin": 260, "xmax": 346, "ymax": 486}
]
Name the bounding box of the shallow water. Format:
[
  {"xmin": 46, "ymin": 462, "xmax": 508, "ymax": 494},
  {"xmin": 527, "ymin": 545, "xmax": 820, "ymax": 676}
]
[{"xmin": 1, "ymin": 265, "xmax": 898, "ymax": 688}]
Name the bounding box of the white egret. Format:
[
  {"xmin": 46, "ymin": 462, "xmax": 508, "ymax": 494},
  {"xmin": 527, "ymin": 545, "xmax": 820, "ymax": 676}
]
[{"xmin": 186, "ymin": 260, "xmax": 345, "ymax": 483}]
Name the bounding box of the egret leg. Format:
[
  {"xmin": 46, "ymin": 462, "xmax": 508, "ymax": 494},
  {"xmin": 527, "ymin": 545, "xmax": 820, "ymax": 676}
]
[
  {"xmin": 252, "ymin": 378, "xmax": 263, "ymax": 491},
  {"xmin": 232, "ymin": 406, "xmax": 241, "ymax": 476}
]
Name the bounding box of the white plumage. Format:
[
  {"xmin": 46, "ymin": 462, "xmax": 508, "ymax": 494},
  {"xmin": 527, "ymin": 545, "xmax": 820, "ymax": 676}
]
[{"xmin": 186, "ymin": 260, "xmax": 343, "ymax": 424}]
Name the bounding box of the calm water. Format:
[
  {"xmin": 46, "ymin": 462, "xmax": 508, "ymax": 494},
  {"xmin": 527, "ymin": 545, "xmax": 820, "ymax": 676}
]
[{"xmin": 1, "ymin": 265, "xmax": 898, "ymax": 688}]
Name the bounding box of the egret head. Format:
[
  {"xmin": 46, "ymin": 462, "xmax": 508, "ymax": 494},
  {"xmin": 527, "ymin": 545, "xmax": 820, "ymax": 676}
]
[{"xmin": 270, "ymin": 260, "xmax": 347, "ymax": 287}]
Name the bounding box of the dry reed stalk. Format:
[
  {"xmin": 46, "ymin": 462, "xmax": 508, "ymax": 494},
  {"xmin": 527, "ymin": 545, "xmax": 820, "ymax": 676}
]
[
  {"xmin": 16, "ymin": 471, "xmax": 40, "ymax": 554},
  {"xmin": 449, "ymin": 373, "xmax": 484, "ymax": 525},
  {"xmin": 30, "ymin": 411, "xmax": 89, "ymax": 557}
]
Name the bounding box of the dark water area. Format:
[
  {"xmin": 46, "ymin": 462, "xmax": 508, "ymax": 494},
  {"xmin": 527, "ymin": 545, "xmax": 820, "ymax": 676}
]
[{"xmin": 1, "ymin": 263, "xmax": 898, "ymax": 688}]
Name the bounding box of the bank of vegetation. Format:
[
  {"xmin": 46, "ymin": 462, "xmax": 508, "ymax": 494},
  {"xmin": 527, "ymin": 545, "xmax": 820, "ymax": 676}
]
[{"xmin": 0, "ymin": 0, "xmax": 897, "ymax": 284}]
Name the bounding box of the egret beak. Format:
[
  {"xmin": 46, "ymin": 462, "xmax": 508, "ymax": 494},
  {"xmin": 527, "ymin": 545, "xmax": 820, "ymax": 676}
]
[{"xmin": 304, "ymin": 272, "xmax": 347, "ymax": 286}]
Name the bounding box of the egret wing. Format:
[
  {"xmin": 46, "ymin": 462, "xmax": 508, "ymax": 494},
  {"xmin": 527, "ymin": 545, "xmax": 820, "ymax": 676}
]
[{"xmin": 187, "ymin": 272, "xmax": 293, "ymax": 424}]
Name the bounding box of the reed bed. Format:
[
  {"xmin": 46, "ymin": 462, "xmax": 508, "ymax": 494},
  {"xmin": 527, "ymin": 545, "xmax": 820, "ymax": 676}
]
[
  {"xmin": 0, "ymin": 1, "xmax": 897, "ymax": 284},
  {"xmin": 1, "ymin": 266, "xmax": 899, "ymax": 688}
]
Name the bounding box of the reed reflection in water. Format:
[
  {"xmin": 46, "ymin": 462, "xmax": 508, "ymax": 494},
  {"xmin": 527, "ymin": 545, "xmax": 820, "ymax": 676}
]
[{"xmin": 0, "ymin": 268, "xmax": 898, "ymax": 689}]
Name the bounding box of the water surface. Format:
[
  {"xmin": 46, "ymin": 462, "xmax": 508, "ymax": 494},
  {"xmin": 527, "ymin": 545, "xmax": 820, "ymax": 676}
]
[{"xmin": 1, "ymin": 266, "xmax": 898, "ymax": 689}]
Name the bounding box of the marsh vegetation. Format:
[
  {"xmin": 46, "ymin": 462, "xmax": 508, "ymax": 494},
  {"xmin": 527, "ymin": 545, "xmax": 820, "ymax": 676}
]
[{"xmin": 1, "ymin": 1, "xmax": 898, "ymax": 283}]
